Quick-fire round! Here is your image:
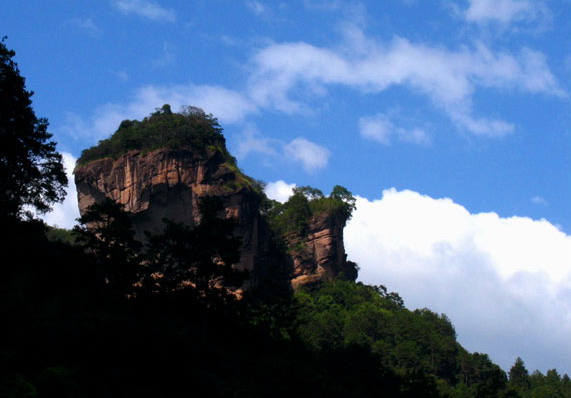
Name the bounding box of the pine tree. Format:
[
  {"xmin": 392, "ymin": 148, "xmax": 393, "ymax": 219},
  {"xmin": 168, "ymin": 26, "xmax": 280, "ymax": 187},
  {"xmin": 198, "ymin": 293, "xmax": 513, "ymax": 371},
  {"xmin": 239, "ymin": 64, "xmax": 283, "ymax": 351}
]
[{"xmin": 509, "ymin": 357, "xmax": 530, "ymax": 391}]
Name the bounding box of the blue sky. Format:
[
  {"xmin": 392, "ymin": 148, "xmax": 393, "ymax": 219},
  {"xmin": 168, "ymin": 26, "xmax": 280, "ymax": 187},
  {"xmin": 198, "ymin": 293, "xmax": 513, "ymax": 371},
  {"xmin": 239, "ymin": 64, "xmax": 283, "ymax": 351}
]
[{"xmin": 3, "ymin": 0, "xmax": 571, "ymax": 374}]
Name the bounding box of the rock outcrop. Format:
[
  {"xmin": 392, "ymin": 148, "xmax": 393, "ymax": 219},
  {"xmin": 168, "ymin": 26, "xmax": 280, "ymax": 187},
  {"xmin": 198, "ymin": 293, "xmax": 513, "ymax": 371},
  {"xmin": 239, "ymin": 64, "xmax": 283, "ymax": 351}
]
[
  {"xmin": 75, "ymin": 141, "xmax": 356, "ymax": 289},
  {"xmin": 75, "ymin": 147, "xmax": 265, "ymax": 273},
  {"xmin": 285, "ymin": 210, "xmax": 357, "ymax": 289}
]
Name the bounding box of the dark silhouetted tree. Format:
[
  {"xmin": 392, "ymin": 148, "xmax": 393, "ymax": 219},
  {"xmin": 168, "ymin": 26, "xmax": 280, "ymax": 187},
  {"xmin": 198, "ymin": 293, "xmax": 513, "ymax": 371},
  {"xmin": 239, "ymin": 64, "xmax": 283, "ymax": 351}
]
[
  {"xmin": 0, "ymin": 38, "xmax": 67, "ymax": 219},
  {"xmin": 509, "ymin": 357, "xmax": 530, "ymax": 391},
  {"xmin": 74, "ymin": 198, "xmax": 141, "ymax": 291},
  {"xmin": 142, "ymin": 196, "xmax": 245, "ymax": 304}
]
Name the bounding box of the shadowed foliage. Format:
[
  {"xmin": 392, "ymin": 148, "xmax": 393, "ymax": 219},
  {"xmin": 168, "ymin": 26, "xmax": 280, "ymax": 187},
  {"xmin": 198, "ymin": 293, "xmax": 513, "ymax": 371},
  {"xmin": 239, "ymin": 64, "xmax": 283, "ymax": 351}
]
[{"xmin": 0, "ymin": 38, "xmax": 67, "ymax": 219}]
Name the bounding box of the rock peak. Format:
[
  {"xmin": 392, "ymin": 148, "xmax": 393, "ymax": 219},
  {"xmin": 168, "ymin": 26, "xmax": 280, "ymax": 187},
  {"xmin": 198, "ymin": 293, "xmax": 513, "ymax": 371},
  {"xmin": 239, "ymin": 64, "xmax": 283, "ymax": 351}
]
[{"xmin": 74, "ymin": 107, "xmax": 357, "ymax": 289}]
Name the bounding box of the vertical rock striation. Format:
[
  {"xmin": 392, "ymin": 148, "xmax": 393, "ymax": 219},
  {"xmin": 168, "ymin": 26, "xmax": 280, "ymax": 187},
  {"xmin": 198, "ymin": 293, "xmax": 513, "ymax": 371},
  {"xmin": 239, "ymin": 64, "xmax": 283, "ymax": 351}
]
[{"xmin": 75, "ymin": 147, "xmax": 266, "ymax": 272}]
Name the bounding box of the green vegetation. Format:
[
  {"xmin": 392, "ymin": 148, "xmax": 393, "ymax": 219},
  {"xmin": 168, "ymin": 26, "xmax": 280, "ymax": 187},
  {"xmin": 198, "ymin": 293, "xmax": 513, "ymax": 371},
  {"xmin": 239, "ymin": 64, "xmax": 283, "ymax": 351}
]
[
  {"xmin": 76, "ymin": 104, "xmax": 233, "ymax": 166},
  {"xmin": 266, "ymin": 185, "xmax": 357, "ymax": 237},
  {"xmin": 2, "ymin": 39, "xmax": 570, "ymax": 397},
  {"xmin": 507, "ymin": 358, "xmax": 571, "ymax": 398},
  {"xmin": 45, "ymin": 225, "xmax": 79, "ymax": 245},
  {"xmin": 76, "ymin": 104, "xmax": 262, "ymax": 194},
  {"xmin": 294, "ymin": 281, "xmax": 564, "ymax": 397},
  {"xmin": 5, "ymin": 208, "xmax": 568, "ymax": 396}
]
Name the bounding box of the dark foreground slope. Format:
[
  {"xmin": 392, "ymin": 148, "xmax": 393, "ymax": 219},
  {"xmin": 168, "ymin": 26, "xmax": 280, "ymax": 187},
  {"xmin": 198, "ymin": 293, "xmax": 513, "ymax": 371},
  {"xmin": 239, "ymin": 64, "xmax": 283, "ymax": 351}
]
[
  {"xmin": 3, "ymin": 216, "xmax": 570, "ymax": 397},
  {"xmin": 2, "ymin": 106, "xmax": 569, "ymax": 397}
]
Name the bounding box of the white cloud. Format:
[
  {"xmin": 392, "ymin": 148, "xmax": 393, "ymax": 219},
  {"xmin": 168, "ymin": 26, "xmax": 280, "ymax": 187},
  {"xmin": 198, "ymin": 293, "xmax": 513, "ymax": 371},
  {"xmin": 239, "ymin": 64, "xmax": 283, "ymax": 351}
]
[
  {"xmin": 359, "ymin": 114, "xmax": 393, "ymax": 145},
  {"xmin": 152, "ymin": 42, "xmax": 177, "ymax": 69},
  {"xmin": 182, "ymin": 85, "xmax": 258, "ymax": 124},
  {"xmin": 464, "ymin": 0, "xmax": 544, "ymax": 25},
  {"xmin": 249, "ymin": 32, "xmax": 564, "ymax": 136},
  {"xmin": 531, "ymin": 196, "xmax": 548, "ymax": 206},
  {"xmin": 245, "ymin": 0, "xmax": 268, "ymax": 16},
  {"xmin": 63, "ymin": 22, "xmax": 565, "ymax": 147},
  {"xmin": 40, "ymin": 153, "xmax": 80, "ymax": 229},
  {"xmin": 111, "ymin": 70, "xmax": 130, "ymax": 81},
  {"xmin": 112, "ymin": 0, "xmax": 176, "ymax": 22},
  {"xmin": 345, "ymin": 189, "xmax": 571, "ymax": 373},
  {"xmin": 400, "ymin": 128, "xmax": 430, "ymax": 145},
  {"xmin": 284, "ymin": 137, "xmax": 330, "ymax": 172},
  {"xmin": 69, "ymin": 18, "xmax": 101, "ymax": 37},
  {"xmin": 235, "ymin": 125, "xmax": 278, "ymax": 159},
  {"xmin": 264, "ymin": 180, "xmax": 296, "ymax": 203},
  {"xmin": 234, "ymin": 129, "xmax": 330, "ymax": 173},
  {"xmin": 302, "ymin": 0, "xmax": 342, "ymax": 11},
  {"xmin": 359, "ymin": 113, "xmax": 430, "ymax": 145},
  {"xmin": 302, "ymin": 0, "xmax": 367, "ymax": 28},
  {"xmin": 450, "ymin": 112, "xmax": 515, "ymax": 137}
]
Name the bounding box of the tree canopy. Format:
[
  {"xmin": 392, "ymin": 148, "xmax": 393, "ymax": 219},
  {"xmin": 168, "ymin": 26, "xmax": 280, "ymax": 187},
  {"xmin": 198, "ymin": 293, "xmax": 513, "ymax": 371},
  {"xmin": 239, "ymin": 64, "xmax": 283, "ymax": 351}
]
[
  {"xmin": 0, "ymin": 37, "xmax": 67, "ymax": 219},
  {"xmin": 266, "ymin": 185, "xmax": 357, "ymax": 236}
]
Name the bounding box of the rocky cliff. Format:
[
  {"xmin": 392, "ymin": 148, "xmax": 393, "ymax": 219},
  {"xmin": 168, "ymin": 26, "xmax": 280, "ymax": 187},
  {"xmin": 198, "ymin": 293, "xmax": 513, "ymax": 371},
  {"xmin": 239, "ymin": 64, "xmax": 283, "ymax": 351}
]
[
  {"xmin": 74, "ymin": 108, "xmax": 356, "ymax": 289},
  {"xmin": 285, "ymin": 210, "xmax": 357, "ymax": 289},
  {"xmin": 75, "ymin": 147, "xmax": 266, "ymax": 272}
]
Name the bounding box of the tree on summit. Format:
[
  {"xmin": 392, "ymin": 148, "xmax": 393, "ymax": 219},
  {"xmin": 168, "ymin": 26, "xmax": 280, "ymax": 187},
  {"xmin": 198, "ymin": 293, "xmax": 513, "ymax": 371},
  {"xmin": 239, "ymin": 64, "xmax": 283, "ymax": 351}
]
[{"xmin": 0, "ymin": 38, "xmax": 67, "ymax": 219}]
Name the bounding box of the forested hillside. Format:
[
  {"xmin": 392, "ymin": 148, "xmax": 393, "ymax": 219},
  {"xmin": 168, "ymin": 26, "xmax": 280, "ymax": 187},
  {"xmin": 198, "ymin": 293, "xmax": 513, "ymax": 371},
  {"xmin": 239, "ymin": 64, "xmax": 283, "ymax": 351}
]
[{"xmin": 1, "ymin": 38, "xmax": 570, "ymax": 398}]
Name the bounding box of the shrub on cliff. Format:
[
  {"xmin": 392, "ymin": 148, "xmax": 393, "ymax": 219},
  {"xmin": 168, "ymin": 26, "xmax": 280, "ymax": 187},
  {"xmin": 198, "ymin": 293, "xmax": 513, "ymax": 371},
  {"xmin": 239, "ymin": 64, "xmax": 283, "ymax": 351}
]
[
  {"xmin": 266, "ymin": 185, "xmax": 356, "ymax": 237},
  {"xmin": 77, "ymin": 104, "xmax": 231, "ymax": 165}
]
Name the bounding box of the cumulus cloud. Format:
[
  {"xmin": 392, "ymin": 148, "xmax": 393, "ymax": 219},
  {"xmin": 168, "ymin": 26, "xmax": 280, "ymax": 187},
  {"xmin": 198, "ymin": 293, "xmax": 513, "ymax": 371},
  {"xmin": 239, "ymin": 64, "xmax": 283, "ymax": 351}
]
[
  {"xmin": 249, "ymin": 32, "xmax": 564, "ymax": 136},
  {"xmin": 264, "ymin": 180, "xmax": 296, "ymax": 203},
  {"xmin": 40, "ymin": 153, "xmax": 80, "ymax": 229},
  {"xmin": 234, "ymin": 128, "xmax": 330, "ymax": 173},
  {"xmin": 463, "ymin": 0, "xmax": 545, "ymax": 25},
  {"xmin": 234, "ymin": 125, "xmax": 281, "ymax": 160},
  {"xmin": 284, "ymin": 137, "xmax": 330, "ymax": 172},
  {"xmin": 112, "ymin": 0, "xmax": 176, "ymax": 22},
  {"xmin": 345, "ymin": 189, "xmax": 571, "ymax": 373},
  {"xmin": 359, "ymin": 113, "xmax": 430, "ymax": 145}
]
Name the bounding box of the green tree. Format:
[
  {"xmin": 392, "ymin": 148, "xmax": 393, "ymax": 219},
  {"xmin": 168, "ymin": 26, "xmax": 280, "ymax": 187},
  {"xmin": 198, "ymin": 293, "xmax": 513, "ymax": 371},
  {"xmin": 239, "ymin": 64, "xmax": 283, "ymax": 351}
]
[
  {"xmin": 295, "ymin": 185, "xmax": 324, "ymax": 200},
  {"xmin": 330, "ymin": 184, "xmax": 357, "ymax": 219},
  {"xmin": 509, "ymin": 357, "xmax": 530, "ymax": 391},
  {"xmin": 0, "ymin": 38, "xmax": 67, "ymax": 219},
  {"xmin": 561, "ymin": 374, "xmax": 571, "ymax": 397}
]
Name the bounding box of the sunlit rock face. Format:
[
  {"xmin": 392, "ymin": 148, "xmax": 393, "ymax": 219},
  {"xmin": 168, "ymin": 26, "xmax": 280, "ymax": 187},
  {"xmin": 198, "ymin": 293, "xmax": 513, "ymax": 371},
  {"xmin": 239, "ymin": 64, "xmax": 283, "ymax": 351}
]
[
  {"xmin": 285, "ymin": 210, "xmax": 357, "ymax": 289},
  {"xmin": 75, "ymin": 147, "xmax": 356, "ymax": 289}
]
